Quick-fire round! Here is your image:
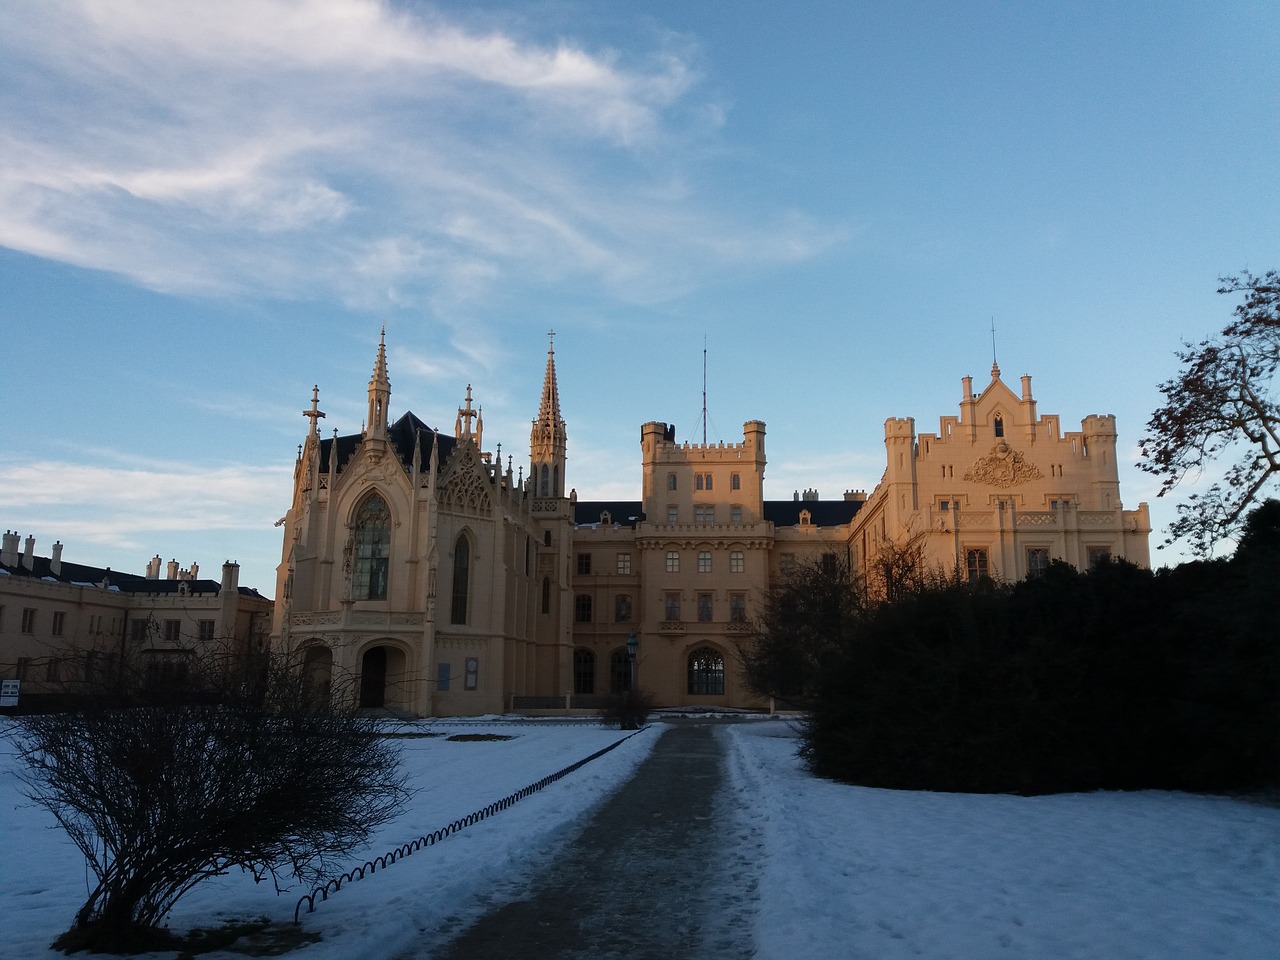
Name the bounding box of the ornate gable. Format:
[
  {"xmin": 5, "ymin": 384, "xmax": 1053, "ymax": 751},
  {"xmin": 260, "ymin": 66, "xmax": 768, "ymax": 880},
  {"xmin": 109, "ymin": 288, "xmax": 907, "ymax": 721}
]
[{"xmin": 439, "ymin": 441, "xmax": 494, "ymax": 516}]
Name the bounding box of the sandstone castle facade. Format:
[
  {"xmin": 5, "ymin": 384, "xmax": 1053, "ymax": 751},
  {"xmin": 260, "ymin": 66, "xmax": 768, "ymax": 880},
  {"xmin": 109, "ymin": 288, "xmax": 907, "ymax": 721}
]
[{"xmin": 270, "ymin": 334, "xmax": 1151, "ymax": 715}]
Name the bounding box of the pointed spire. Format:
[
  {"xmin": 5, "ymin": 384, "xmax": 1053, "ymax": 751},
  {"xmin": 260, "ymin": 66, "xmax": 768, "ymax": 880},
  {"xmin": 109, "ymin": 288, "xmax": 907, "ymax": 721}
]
[
  {"xmin": 538, "ymin": 329, "xmax": 562, "ymax": 427},
  {"xmin": 366, "ymin": 325, "xmax": 391, "ymax": 439},
  {"xmin": 530, "ymin": 330, "xmax": 567, "ymax": 497}
]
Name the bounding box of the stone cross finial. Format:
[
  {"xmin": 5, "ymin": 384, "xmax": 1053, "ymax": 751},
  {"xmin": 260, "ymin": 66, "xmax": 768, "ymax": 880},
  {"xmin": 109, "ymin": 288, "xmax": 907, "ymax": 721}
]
[{"xmin": 303, "ymin": 385, "xmax": 326, "ymax": 434}]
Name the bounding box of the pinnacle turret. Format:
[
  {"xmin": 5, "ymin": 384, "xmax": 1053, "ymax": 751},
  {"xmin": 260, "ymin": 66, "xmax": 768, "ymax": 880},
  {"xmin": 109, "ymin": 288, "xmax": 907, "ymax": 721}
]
[
  {"xmin": 366, "ymin": 325, "xmax": 391, "ymax": 438},
  {"xmin": 530, "ymin": 331, "xmax": 567, "ymax": 497}
]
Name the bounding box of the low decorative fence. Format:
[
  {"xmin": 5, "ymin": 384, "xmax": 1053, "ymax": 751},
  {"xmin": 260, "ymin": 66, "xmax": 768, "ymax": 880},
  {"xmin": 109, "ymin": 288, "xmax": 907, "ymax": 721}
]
[{"xmin": 292, "ymin": 725, "xmax": 649, "ymax": 923}]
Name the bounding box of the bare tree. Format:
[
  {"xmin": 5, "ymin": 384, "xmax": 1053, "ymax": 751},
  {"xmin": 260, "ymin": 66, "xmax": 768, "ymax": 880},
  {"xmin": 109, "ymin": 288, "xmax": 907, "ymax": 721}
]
[
  {"xmin": 14, "ymin": 641, "xmax": 409, "ymax": 954},
  {"xmin": 1140, "ymin": 271, "xmax": 1280, "ymax": 554},
  {"xmin": 739, "ymin": 554, "xmax": 865, "ymax": 709},
  {"xmin": 866, "ymin": 528, "xmax": 936, "ymax": 602}
]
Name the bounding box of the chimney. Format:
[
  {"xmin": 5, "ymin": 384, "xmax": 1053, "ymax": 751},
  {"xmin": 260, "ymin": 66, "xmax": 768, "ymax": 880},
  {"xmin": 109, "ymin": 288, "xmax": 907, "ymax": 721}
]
[
  {"xmin": 22, "ymin": 535, "xmax": 35, "ymax": 570},
  {"xmin": 189, "ymin": 561, "xmax": 199, "ymax": 580},
  {"xmin": 167, "ymin": 559, "xmax": 179, "ymax": 580},
  {"xmin": 147, "ymin": 554, "xmax": 161, "ymax": 579},
  {"xmin": 1, "ymin": 531, "xmax": 18, "ymax": 567},
  {"xmin": 51, "ymin": 541, "xmax": 63, "ymax": 576},
  {"xmin": 1021, "ymin": 374, "xmax": 1033, "ymax": 401},
  {"xmin": 962, "ymin": 375, "xmax": 974, "ymax": 401},
  {"xmin": 221, "ymin": 561, "xmax": 240, "ymax": 593}
]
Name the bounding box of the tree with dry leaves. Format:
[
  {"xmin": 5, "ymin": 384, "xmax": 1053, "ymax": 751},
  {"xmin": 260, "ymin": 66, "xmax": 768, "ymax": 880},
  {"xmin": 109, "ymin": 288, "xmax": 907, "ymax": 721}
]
[{"xmin": 1140, "ymin": 270, "xmax": 1280, "ymax": 554}]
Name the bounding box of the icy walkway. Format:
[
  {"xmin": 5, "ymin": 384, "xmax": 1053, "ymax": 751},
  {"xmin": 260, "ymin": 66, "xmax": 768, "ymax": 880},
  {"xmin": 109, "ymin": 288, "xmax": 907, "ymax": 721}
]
[{"xmin": 427, "ymin": 721, "xmax": 758, "ymax": 960}]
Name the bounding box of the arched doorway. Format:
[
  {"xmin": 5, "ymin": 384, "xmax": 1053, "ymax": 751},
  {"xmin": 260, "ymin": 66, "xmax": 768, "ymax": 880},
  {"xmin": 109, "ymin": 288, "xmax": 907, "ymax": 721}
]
[
  {"xmin": 359, "ymin": 644, "xmax": 411, "ymax": 711},
  {"xmin": 360, "ymin": 647, "xmax": 388, "ymax": 707}
]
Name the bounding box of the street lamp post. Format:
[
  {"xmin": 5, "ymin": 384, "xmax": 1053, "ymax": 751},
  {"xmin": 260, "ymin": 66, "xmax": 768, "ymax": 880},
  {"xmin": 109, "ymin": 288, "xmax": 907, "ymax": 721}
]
[{"xmin": 626, "ymin": 632, "xmax": 638, "ymax": 692}]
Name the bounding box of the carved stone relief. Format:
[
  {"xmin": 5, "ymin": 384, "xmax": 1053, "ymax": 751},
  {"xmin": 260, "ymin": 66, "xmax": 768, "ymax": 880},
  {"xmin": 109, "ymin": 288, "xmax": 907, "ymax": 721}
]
[{"xmin": 964, "ymin": 441, "xmax": 1043, "ymax": 488}]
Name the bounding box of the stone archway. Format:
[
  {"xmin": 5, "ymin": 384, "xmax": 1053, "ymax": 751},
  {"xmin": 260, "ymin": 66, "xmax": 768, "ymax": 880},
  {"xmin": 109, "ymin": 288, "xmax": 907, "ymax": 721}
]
[{"xmin": 359, "ymin": 644, "xmax": 411, "ymax": 711}]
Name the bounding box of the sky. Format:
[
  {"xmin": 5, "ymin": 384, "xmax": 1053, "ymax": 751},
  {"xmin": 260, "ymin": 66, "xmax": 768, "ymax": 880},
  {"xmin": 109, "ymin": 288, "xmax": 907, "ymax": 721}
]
[
  {"xmin": 4, "ymin": 718, "xmax": 1277, "ymax": 958},
  {"xmin": 2, "ymin": 0, "xmax": 1277, "ymax": 593}
]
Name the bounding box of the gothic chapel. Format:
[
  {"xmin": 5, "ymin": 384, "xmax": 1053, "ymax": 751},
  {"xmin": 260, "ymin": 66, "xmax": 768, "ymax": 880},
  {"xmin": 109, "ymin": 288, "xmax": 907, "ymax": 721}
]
[{"xmin": 273, "ymin": 331, "xmax": 575, "ymax": 715}]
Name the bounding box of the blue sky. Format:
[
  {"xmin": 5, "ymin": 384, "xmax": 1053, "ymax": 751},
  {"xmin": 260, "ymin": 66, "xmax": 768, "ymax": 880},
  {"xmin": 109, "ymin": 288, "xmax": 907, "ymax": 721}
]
[{"xmin": 2, "ymin": 0, "xmax": 1277, "ymax": 593}]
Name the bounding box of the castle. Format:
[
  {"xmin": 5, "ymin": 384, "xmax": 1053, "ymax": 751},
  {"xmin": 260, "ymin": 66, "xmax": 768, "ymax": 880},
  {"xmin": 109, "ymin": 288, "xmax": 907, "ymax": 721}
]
[{"xmin": 271, "ymin": 334, "xmax": 1151, "ymax": 715}]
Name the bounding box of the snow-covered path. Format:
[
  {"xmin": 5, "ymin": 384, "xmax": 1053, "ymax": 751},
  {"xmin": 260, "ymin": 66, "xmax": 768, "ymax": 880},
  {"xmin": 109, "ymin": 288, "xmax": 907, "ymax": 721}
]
[{"xmin": 3, "ymin": 718, "xmax": 1277, "ymax": 959}]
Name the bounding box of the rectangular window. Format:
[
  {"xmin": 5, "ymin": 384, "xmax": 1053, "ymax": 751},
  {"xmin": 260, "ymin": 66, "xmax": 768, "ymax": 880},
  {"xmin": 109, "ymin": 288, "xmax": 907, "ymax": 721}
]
[
  {"xmin": 698, "ymin": 551, "xmax": 712, "ymax": 573},
  {"xmin": 21, "ymin": 608, "xmax": 36, "ymax": 634},
  {"xmin": 731, "ymin": 473, "xmax": 741, "ymax": 490},
  {"xmin": 667, "ymin": 472, "xmax": 677, "ymax": 491},
  {"xmin": 437, "ymin": 662, "xmax": 451, "ymax": 692},
  {"xmin": 730, "ymin": 551, "xmax": 744, "ymax": 574},
  {"xmin": 130, "ymin": 619, "xmax": 149, "ymax": 643},
  {"xmin": 577, "ymin": 553, "xmax": 592, "ymax": 575},
  {"xmin": 695, "ymin": 474, "xmax": 704, "ymax": 491},
  {"xmin": 780, "ymin": 554, "xmax": 796, "ymax": 575},
  {"xmin": 614, "ymin": 594, "xmax": 632, "ymax": 622},
  {"xmin": 694, "ymin": 505, "xmax": 715, "ymax": 525},
  {"xmin": 664, "ymin": 592, "xmax": 681, "ymax": 621},
  {"xmin": 666, "ymin": 551, "xmax": 680, "ymax": 573},
  {"xmin": 1027, "ymin": 548, "xmax": 1050, "ymax": 579},
  {"xmin": 704, "ymin": 474, "xmax": 713, "ymax": 491},
  {"xmin": 198, "ymin": 619, "xmax": 215, "ymax": 642},
  {"xmin": 667, "ymin": 506, "xmax": 679, "ymax": 524},
  {"xmin": 730, "ymin": 593, "xmax": 747, "ymax": 622},
  {"xmin": 1087, "ymin": 547, "xmax": 1111, "ymax": 569},
  {"xmin": 731, "ymin": 506, "xmax": 742, "ymax": 525},
  {"xmin": 697, "ymin": 592, "xmax": 713, "ymax": 622},
  {"xmin": 51, "ymin": 611, "xmax": 66, "ymax": 636},
  {"xmin": 821, "ymin": 553, "xmax": 838, "ymax": 576},
  {"xmin": 16, "ymin": 658, "xmax": 31, "ymax": 681},
  {"xmin": 616, "ymin": 552, "xmax": 632, "ymax": 575},
  {"xmin": 163, "ymin": 619, "xmax": 181, "ymax": 643},
  {"xmin": 45, "ymin": 657, "xmax": 60, "ymax": 682},
  {"xmin": 966, "ymin": 548, "xmax": 989, "ymax": 582},
  {"xmin": 465, "ymin": 657, "xmax": 479, "ymax": 691},
  {"xmin": 575, "ymin": 594, "xmax": 593, "ymax": 622}
]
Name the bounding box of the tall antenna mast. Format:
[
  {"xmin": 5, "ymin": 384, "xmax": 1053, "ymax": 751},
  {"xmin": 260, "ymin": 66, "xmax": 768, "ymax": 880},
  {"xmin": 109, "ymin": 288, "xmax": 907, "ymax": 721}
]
[{"xmin": 701, "ymin": 337, "xmax": 708, "ymax": 445}]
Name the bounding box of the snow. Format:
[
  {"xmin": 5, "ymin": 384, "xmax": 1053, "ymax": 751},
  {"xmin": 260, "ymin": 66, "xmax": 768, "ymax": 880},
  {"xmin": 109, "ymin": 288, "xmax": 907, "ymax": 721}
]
[{"xmin": 1, "ymin": 718, "xmax": 1276, "ymax": 959}]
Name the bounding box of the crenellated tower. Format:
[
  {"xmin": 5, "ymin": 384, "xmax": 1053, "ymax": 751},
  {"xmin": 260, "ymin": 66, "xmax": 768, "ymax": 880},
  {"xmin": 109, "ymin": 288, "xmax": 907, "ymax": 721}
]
[{"xmin": 530, "ymin": 331, "xmax": 567, "ymax": 498}]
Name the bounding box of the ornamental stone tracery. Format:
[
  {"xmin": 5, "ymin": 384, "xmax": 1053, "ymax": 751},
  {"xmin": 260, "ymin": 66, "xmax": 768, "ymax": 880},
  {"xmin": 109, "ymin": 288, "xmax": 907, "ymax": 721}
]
[{"xmin": 964, "ymin": 440, "xmax": 1043, "ymax": 488}]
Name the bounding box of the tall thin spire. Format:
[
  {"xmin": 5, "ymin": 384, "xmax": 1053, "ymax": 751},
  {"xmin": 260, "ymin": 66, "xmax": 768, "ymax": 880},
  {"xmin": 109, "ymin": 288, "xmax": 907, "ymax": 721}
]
[
  {"xmin": 366, "ymin": 324, "xmax": 391, "ymax": 438},
  {"xmin": 530, "ymin": 330, "xmax": 567, "ymax": 497},
  {"xmin": 990, "ymin": 317, "xmax": 1000, "ymax": 380}
]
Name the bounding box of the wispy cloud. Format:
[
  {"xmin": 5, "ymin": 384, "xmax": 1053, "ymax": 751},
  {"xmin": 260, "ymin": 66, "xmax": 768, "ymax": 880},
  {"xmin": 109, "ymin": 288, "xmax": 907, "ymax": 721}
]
[
  {"xmin": 0, "ymin": 1, "xmax": 833, "ymax": 307},
  {"xmin": 0, "ymin": 457, "xmax": 291, "ymax": 535}
]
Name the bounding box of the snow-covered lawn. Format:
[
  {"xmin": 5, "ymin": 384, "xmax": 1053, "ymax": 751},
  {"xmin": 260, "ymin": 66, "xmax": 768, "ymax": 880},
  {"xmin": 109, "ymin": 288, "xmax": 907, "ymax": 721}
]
[{"xmin": 1, "ymin": 718, "xmax": 1276, "ymax": 959}]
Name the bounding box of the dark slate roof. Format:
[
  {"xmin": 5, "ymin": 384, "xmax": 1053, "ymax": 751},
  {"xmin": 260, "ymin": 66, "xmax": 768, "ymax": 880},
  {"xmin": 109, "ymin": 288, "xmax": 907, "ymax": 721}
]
[
  {"xmin": 575, "ymin": 502, "xmax": 646, "ymax": 527},
  {"xmin": 317, "ymin": 411, "xmax": 458, "ymax": 475},
  {"xmin": 574, "ymin": 499, "xmax": 863, "ymax": 528},
  {"xmin": 764, "ymin": 500, "xmax": 864, "ymax": 527},
  {"xmin": 0, "ymin": 556, "xmax": 265, "ymax": 597}
]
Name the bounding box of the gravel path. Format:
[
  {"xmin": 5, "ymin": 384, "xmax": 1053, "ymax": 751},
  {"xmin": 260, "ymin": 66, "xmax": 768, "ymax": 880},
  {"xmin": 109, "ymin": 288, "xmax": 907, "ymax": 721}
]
[{"xmin": 428, "ymin": 721, "xmax": 759, "ymax": 960}]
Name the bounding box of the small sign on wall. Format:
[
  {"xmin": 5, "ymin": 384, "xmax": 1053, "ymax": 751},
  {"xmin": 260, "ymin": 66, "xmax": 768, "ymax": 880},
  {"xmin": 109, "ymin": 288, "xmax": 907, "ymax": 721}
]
[
  {"xmin": 0, "ymin": 679, "xmax": 20, "ymax": 707},
  {"xmin": 464, "ymin": 657, "xmax": 478, "ymax": 690}
]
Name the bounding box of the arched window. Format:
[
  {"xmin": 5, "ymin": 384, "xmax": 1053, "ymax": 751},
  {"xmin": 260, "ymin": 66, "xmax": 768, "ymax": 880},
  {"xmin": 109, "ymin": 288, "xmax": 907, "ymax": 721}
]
[
  {"xmin": 993, "ymin": 415, "xmax": 1004, "ymax": 438},
  {"xmin": 451, "ymin": 534, "xmax": 470, "ymax": 624},
  {"xmin": 573, "ymin": 648, "xmax": 595, "ymax": 695},
  {"xmin": 352, "ymin": 494, "xmax": 391, "ymax": 600},
  {"xmin": 540, "ymin": 464, "xmax": 550, "ymax": 497},
  {"xmin": 687, "ymin": 647, "xmax": 725, "ymax": 695}
]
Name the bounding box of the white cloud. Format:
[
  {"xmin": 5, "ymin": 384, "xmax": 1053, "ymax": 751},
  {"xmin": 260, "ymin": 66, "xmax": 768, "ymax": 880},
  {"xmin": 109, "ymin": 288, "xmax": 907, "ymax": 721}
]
[{"xmin": 0, "ymin": 0, "xmax": 835, "ymax": 307}]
